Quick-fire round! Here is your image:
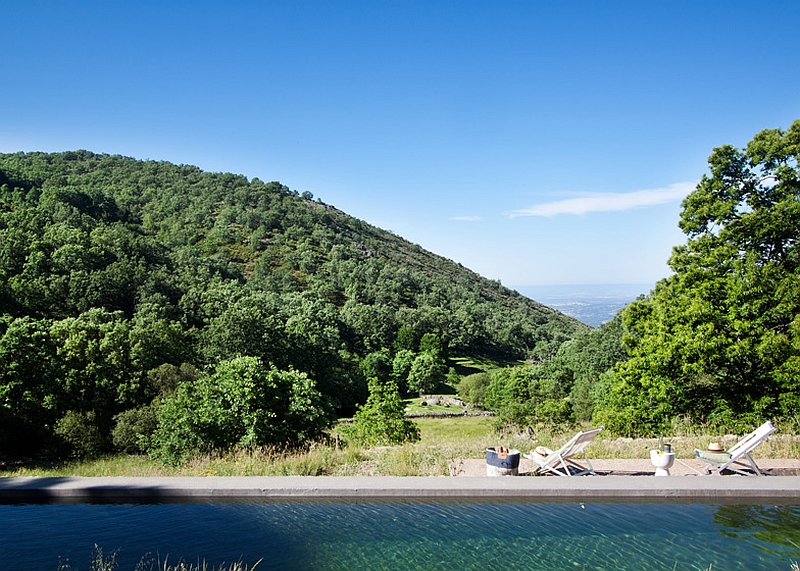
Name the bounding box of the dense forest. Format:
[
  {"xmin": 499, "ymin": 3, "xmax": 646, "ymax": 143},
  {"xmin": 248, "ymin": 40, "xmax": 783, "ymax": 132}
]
[{"xmin": 0, "ymin": 150, "xmax": 583, "ymax": 461}]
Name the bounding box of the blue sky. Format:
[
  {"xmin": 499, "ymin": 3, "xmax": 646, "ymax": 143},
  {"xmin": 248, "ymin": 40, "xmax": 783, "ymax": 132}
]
[{"xmin": 2, "ymin": 1, "xmax": 799, "ymax": 289}]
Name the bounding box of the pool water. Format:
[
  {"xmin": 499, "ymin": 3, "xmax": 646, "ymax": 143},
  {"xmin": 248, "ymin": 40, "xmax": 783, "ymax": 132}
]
[{"xmin": 1, "ymin": 502, "xmax": 799, "ymax": 570}]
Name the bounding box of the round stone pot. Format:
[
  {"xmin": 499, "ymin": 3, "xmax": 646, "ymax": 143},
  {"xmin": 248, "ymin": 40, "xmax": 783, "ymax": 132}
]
[{"xmin": 650, "ymin": 449, "xmax": 675, "ymax": 476}]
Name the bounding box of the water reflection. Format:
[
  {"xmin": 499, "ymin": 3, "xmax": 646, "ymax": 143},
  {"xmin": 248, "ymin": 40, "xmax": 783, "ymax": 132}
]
[{"xmin": 713, "ymin": 504, "xmax": 800, "ymax": 556}]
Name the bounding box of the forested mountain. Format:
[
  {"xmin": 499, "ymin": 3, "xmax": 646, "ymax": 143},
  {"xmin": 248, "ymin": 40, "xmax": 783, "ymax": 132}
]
[{"xmin": 0, "ymin": 150, "xmax": 584, "ymax": 459}]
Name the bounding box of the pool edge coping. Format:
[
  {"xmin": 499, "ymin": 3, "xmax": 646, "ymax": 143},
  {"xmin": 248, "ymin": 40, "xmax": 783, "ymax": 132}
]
[{"xmin": 1, "ymin": 475, "xmax": 799, "ymax": 504}]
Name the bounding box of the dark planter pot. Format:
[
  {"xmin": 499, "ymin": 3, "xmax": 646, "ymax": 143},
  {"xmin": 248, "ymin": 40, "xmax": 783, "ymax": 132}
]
[{"xmin": 485, "ymin": 447, "xmax": 520, "ymax": 476}]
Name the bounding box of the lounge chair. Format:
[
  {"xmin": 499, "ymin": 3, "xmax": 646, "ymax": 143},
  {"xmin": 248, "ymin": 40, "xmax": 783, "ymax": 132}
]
[
  {"xmin": 523, "ymin": 427, "xmax": 604, "ymax": 476},
  {"xmin": 694, "ymin": 421, "xmax": 775, "ymax": 476}
]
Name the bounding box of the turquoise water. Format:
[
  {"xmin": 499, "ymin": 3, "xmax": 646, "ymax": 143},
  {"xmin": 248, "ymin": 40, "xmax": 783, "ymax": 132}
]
[{"xmin": 1, "ymin": 502, "xmax": 799, "ymax": 570}]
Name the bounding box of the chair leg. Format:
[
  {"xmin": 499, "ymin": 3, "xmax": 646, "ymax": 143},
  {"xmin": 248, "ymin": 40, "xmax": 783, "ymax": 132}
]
[
  {"xmin": 744, "ymin": 454, "xmax": 764, "ymax": 476},
  {"xmin": 584, "ymin": 455, "xmax": 596, "ymax": 476}
]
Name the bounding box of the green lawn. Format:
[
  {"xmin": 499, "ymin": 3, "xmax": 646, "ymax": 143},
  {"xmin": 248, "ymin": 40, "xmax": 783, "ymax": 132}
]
[
  {"xmin": 415, "ymin": 415, "xmax": 495, "ymax": 444},
  {"xmin": 449, "ymin": 355, "xmax": 520, "ymax": 376}
]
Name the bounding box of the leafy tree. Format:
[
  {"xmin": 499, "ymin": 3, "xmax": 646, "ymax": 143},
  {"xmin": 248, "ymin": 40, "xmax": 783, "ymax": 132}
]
[
  {"xmin": 148, "ymin": 356, "xmax": 333, "ymax": 464},
  {"xmin": 391, "ymin": 348, "xmax": 416, "ymax": 394},
  {"xmin": 407, "ymin": 351, "xmax": 447, "ymax": 394},
  {"xmin": 340, "ymin": 301, "xmax": 395, "ymax": 353},
  {"xmin": 111, "ymin": 404, "xmax": 157, "ymax": 454},
  {"xmin": 146, "ymin": 362, "xmax": 198, "ymax": 397},
  {"xmin": 485, "ymin": 364, "xmax": 572, "ymax": 428},
  {"xmin": 128, "ymin": 302, "xmax": 192, "ymax": 380},
  {"xmin": 54, "ymin": 410, "xmax": 105, "ymax": 459},
  {"xmin": 419, "ymin": 332, "xmax": 444, "ymax": 355},
  {"xmin": 198, "ymin": 291, "xmax": 286, "ymax": 366},
  {"xmin": 457, "ymin": 371, "xmax": 491, "ymax": 408},
  {"xmin": 359, "ymin": 349, "xmax": 393, "ymax": 384},
  {"xmin": 394, "ymin": 326, "xmax": 417, "ymax": 352},
  {"xmin": 484, "ymin": 366, "xmax": 536, "ymax": 427},
  {"xmin": 562, "ymin": 313, "xmax": 627, "ymax": 421},
  {"xmin": 49, "ymin": 309, "xmax": 142, "ymax": 433},
  {"xmin": 0, "ymin": 316, "xmax": 58, "ymax": 429},
  {"xmin": 387, "ymin": 332, "xmax": 449, "ymax": 395},
  {"xmin": 446, "ymin": 366, "xmax": 461, "ymax": 387},
  {"xmin": 347, "ymin": 377, "xmax": 420, "ymax": 446},
  {"xmin": 473, "ymin": 313, "xmax": 627, "ymax": 427},
  {"xmin": 0, "ymin": 315, "xmax": 59, "ymax": 458},
  {"xmin": 596, "ymin": 121, "xmax": 800, "ymax": 435}
]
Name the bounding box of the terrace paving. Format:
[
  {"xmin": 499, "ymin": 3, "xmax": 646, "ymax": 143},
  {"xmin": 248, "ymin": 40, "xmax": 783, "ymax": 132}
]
[
  {"xmin": 1, "ymin": 458, "xmax": 798, "ymax": 504},
  {"xmin": 456, "ymin": 457, "xmax": 800, "ymax": 477}
]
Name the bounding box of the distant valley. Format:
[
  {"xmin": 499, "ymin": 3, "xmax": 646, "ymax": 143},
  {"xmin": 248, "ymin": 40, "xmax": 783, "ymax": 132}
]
[{"xmin": 515, "ymin": 283, "xmax": 654, "ymax": 327}]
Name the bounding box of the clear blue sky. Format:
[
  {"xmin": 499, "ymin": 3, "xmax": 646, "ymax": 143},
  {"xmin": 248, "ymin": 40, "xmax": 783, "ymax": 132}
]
[{"xmin": 3, "ymin": 1, "xmax": 798, "ymax": 288}]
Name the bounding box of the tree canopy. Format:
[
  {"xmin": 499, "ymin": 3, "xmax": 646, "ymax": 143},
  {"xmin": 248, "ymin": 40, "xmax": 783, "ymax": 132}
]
[{"xmin": 595, "ymin": 120, "xmax": 800, "ymax": 434}]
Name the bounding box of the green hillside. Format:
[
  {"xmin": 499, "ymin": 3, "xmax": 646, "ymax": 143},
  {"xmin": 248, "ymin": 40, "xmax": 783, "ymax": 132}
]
[{"xmin": 0, "ymin": 150, "xmax": 584, "ymax": 459}]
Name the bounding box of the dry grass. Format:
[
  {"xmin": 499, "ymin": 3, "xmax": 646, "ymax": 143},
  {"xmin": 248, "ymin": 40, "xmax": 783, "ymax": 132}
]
[
  {"xmin": 2, "ymin": 455, "xmax": 173, "ymax": 478},
  {"xmin": 2, "ymin": 416, "xmax": 797, "ymax": 478},
  {"xmin": 57, "ymin": 544, "xmax": 261, "ymax": 571}
]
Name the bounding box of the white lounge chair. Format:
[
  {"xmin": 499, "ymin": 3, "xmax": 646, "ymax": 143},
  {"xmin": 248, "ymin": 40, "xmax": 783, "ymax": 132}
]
[
  {"xmin": 694, "ymin": 421, "xmax": 775, "ymax": 476},
  {"xmin": 524, "ymin": 427, "xmax": 604, "ymax": 476}
]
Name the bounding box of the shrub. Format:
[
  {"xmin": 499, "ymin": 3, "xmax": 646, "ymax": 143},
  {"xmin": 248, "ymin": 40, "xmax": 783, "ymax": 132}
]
[
  {"xmin": 148, "ymin": 356, "xmax": 334, "ymax": 465},
  {"xmin": 458, "ymin": 372, "xmax": 490, "ymax": 408},
  {"xmin": 347, "ymin": 377, "xmax": 420, "ymax": 446},
  {"xmin": 55, "ymin": 410, "xmax": 105, "ymax": 458},
  {"xmin": 111, "ymin": 405, "xmax": 157, "ymax": 453}
]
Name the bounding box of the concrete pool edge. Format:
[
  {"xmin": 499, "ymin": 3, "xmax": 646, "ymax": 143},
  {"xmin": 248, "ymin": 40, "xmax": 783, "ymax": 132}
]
[{"xmin": 1, "ymin": 475, "xmax": 799, "ymax": 504}]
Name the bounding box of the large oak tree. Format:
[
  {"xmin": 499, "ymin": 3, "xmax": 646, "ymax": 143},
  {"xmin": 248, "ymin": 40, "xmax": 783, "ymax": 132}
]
[{"xmin": 597, "ymin": 120, "xmax": 800, "ymax": 435}]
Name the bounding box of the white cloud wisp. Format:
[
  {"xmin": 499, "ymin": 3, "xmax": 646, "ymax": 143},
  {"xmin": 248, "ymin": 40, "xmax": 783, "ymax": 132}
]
[{"xmin": 510, "ymin": 181, "xmax": 697, "ymax": 218}]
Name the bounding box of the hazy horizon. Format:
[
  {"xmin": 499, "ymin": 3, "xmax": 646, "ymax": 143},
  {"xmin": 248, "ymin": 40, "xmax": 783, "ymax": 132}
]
[
  {"xmin": 514, "ymin": 283, "xmax": 653, "ymax": 327},
  {"xmin": 513, "ymin": 282, "xmax": 654, "ymax": 298}
]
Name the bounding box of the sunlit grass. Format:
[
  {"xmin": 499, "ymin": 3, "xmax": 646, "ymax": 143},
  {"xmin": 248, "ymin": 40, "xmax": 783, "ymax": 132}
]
[
  {"xmin": 416, "ymin": 415, "xmax": 495, "ymax": 443},
  {"xmin": 1, "ymin": 455, "xmax": 173, "ymax": 478},
  {"xmin": 449, "ymin": 355, "xmax": 510, "ymax": 375}
]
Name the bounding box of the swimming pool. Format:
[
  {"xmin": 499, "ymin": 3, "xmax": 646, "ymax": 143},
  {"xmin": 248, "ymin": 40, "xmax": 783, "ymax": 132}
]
[{"xmin": 2, "ymin": 501, "xmax": 799, "ymax": 570}]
